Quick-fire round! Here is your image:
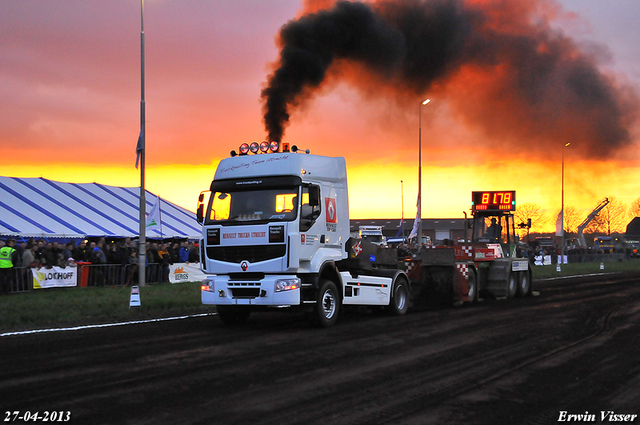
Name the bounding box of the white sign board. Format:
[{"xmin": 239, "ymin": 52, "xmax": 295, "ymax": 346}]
[
  {"xmin": 169, "ymin": 263, "xmax": 207, "ymax": 284},
  {"xmin": 32, "ymin": 266, "xmax": 77, "ymax": 289}
]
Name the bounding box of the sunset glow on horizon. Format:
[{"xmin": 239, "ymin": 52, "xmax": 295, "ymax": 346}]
[{"xmin": 2, "ymin": 0, "xmax": 639, "ymax": 234}]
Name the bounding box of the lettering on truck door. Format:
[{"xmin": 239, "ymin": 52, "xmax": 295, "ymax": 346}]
[{"xmin": 299, "ymin": 184, "xmax": 322, "ymax": 261}]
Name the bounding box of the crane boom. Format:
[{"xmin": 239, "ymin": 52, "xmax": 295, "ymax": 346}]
[{"xmin": 577, "ymin": 198, "xmax": 610, "ymax": 247}]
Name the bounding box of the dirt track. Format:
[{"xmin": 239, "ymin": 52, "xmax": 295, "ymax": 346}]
[{"xmin": 2, "ymin": 272, "xmax": 639, "ymax": 425}]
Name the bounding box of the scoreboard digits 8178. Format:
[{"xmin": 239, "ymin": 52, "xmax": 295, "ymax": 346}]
[{"xmin": 471, "ymin": 191, "xmax": 516, "ymax": 212}]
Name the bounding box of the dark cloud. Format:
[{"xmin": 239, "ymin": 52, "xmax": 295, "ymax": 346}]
[{"xmin": 262, "ymin": 0, "xmax": 639, "ymax": 157}]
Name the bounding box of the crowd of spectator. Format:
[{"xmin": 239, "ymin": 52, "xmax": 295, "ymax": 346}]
[{"xmin": 0, "ymin": 237, "xmax": 199, "ymax": 270}]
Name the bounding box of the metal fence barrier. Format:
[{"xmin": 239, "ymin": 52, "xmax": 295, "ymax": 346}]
[
  {"xmin": 2, "ymin": 267, "xmax": 33, "ymax": 294},
  {"xmin": 84, "ymin": 263, "xmax": 168, "ymax": 287},
  {"xmin": 2, "ymin": 263, "xmax": 172, "ymax": 293}
]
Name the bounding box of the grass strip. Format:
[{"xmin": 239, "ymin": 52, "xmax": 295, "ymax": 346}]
[
  {"xmin": 532, "ymin": 258, "xmax": 640, "ymax": 279},
  {"xmin": 0, "ymin": 282, "xmax": 212, "ymax": 333}
]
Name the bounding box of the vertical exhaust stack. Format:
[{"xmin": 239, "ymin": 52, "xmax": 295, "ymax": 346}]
[{"xmin": 261, "ymin": 0, "xmax": 639, "ymax": 158}]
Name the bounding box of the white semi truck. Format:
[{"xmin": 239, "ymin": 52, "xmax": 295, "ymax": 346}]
[
  {"xmin": 196, "ymin": 143, "xmax": 411, "ymax": 327},
  {"xmin": 196, "ymin": 143, "xmax": 532, "ymax": 327},
  {"xmin": 358, "ymin": 226, "xmax": 386, "ymax": 246}
]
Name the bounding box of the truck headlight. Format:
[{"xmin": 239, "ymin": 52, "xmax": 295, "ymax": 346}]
[
  {"xmin": 275, "ymin": 278, "xmax": 300, "ymax": 292},
  {"xmin": 201, "ymin": 278, "xmax": 214, "ymax": 292}
]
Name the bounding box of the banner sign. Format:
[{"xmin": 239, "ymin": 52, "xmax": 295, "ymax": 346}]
[
  {"xmin": 169, "ymin": 263, "xmax": 206, "ymax": 284},
  {"xmin": 32, "ymin": 266, "xmax": 77, "ymax": 289}
]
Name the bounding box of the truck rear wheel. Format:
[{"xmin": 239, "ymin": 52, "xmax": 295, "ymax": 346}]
[
  {"xmin": 517, "ymin": 270, "xmax": 532, "ymax": 297},
  {"xmin": 216, "ymin": 306, "xmax": 251, "ymax": 325},
  {"xmin": 388, "ymin": 277, "xmax": 409, "ymax": 316},
  {"xmin": 313, "ymin": 280, "xmax": 340, "ymax": 327},
  {"xmin": 466, "ymin": 268, "xmax": 478, "ymax": 305},
  {"xmin": 507, "ymin": 272, "xmax": 518, "ymax": 299}
]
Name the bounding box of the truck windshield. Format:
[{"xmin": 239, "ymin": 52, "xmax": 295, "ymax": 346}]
[{"xmin": 205, "ymin": 187, "xmax": 299, "ymax": 224}]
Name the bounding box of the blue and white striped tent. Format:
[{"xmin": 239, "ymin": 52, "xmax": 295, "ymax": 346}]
[{"xmin": 0, "ymin": 176, "xmax": 201, "ymax": 240}]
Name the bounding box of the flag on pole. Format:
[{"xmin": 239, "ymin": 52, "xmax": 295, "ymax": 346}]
[
  {"xmin": 146, "ymin": 195, "xmax": 161, "ymax": 230},
  {"xmin": 135, "ymin": 127, "xmax": 144, "ymax": 169},
  {"xmin": 555, "ymin": 209, "xmax": 563, "ymax": 237},
  {"xmin": 408, "ymin": 193, "xmax": 421, "ymax": 240}
]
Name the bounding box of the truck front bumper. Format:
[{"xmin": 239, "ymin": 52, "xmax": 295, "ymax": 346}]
[{"xmin": 201, "ymin": 275, "xmax": 302, "ymax": 306}]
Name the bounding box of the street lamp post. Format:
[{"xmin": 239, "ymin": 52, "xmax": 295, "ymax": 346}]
[
  {"xmin": 401, "ymin": 180, "xmax": 405, "ymax": 239},
  {"xmin": 560, "ymin": 142, "xmax": 570, "ymax": 271},
  {"xmin": 418, "ymin": 98, "xmax": 430, "ymax": 246}
]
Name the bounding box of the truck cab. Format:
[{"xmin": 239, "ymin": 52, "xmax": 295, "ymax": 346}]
[
  {"xmin": 471, "ymin": 212, "xmax": 517, "ymax": 257},
  {"xmin": 359, "ymin": 226, "xmax": 386, "ymax": 246},
  {"xmin": 197, "ymin": 143, "xmax": 409, "ymax": 326},
  {"xmin": 594, "ymin": 236, "xmax": 615, "ymax": 254}
]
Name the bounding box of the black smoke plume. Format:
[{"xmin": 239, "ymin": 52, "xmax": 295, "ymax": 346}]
[{"xmin": 261, "ymin": 0, "xmax": 638, "ymax": 157}]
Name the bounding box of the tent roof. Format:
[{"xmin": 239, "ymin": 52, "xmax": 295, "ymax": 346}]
[{"xmin": 0, "ymin": 176, "xmax": 201, "ymax": 239}]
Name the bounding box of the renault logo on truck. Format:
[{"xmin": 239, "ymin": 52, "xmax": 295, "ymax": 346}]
[
  {"xmin": 240, "ymin": 260, "xmax": 250, "ymax": 271},
  {"xmin": 326, "ymin": 198, "xmax": 337, "ymax": 223}
]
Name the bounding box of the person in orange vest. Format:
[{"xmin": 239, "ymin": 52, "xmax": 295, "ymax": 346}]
[
  {"xmin": 157, "ymin": 243, "xmax": 172, "ymax": 282},
  {"xmin": 0, "ymin": 239, "xmax": 19, "ymax": 295}
]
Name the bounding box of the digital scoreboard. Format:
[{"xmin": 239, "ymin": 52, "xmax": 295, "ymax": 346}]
[{"xmin": 472, "ymin": 191, "xmax": 516, "ymax": 212}]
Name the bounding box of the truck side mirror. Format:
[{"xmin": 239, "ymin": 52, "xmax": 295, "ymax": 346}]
[
  {"xmin": 196, "ymin": 204, "xmax": 204, "ymax": 224},
  {"xmin": 308, "ymin": 185, "xmax": 320, "ymax": 207},
  {"xmin": 196, "ymin": 191, "xmax": 210, "ymax": 224}
]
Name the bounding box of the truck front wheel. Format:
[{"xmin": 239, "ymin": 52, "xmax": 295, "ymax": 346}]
[
  {"xmin": 388, "ymin": 277, "xmax": 409, "ymax": 316},
  {"xmin": 313, "ymin": 280, "xmax": 340, "ymax": 327}
]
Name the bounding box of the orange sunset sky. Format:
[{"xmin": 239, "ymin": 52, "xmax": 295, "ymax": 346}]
[{"xmin": 2, "ymin": 0, "xmax": 639, "ymax": 231}]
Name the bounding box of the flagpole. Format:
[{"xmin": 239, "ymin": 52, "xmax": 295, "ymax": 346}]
[
  {"xmin": 138, "ymin": 0, "xmax": 147, "ymax": 286},
  {"xmin": 159, "ymin": 196, "xmax": 163, "ymax": 241}
]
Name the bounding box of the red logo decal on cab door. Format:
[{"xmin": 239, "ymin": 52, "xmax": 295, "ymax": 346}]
[{"xmin": 325, "ymin": 198, "xmax": 337, "ymax": 223}]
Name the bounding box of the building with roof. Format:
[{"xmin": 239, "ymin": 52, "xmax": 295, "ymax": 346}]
[
  {"xmin": 626, "ymin": 217, "xmax": 640, "ymax": 240},
  {"xmin": 350, "ymin": 218, "xmax": 468, "ymax": 243}
]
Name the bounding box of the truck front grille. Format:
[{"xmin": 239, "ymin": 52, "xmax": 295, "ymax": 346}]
[
  {"xmin": 206, "ymin": 244, "xmax": 286, "ymax": 264},
  {"xmin": 228, "ymin": 282, "xmax": 261, "ymax": 298},
  {"xmin": 230, "ymin": 288, "xmax": 261, "ymax": 298}
]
